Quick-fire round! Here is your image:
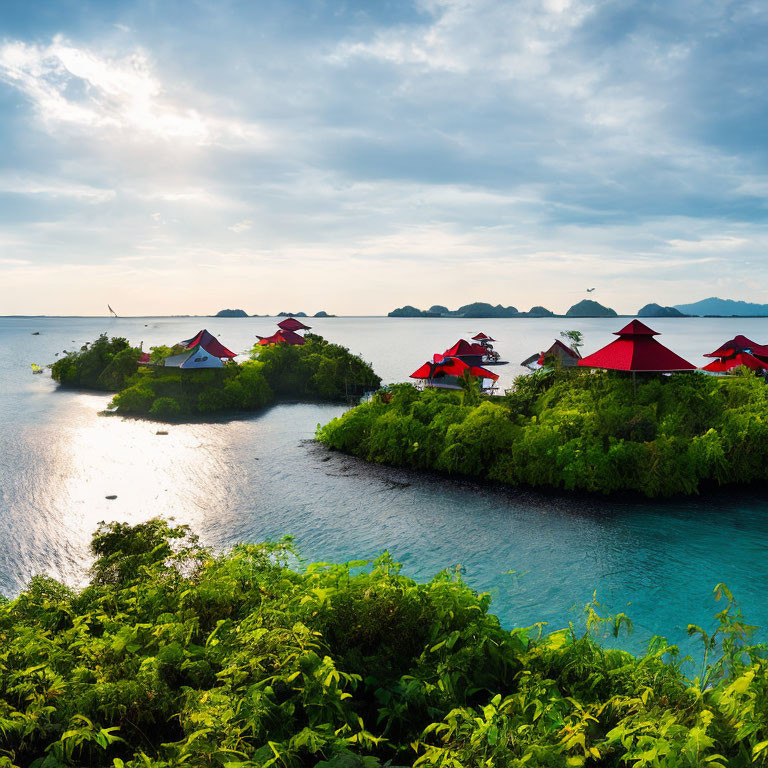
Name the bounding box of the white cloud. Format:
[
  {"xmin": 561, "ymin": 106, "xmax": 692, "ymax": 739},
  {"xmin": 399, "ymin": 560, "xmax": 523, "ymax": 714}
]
[
  {"xmin": 0, "ymin": 37, "xmax": 269, "ymax": 148},
  {"xmin": 228, "ymin": 218, "xmax": 253, "ymax": 233},
  {"xmin": 0, "ymin": 175, "xmax": 115, "ymax": 203}
]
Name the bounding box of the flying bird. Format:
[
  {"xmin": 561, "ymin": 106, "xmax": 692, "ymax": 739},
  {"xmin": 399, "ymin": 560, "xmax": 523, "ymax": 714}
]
[{"xmin": 586, "ymin": 288, "xmax": 595, "ymax": 292}]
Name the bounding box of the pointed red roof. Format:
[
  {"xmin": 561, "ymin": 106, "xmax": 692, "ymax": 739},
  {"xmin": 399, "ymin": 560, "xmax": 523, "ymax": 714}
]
[
  {"xmin": 472, "ymin": 333, "xmax": 496, "ymax": 342},
  {"xmin": 257, "ymin": 329, "xmax": 306, "ymax": 346},
  {"xmin": 704, "ymin": 335, "xmax": 768, "ymax": 359},
  {"xmin": 443, "ymin": 339, "xmax": 487, "ymax": 357},
  {"xmin": 179, "ymin": 329, "xmax": 237, "ymax": 358},
  {"xmin": 578, "ymin": 322, "xmax": 695, "ymax": 372},
  {"xmin": 613, "ymin": 320, "xmax": 659, "ymax": 336},
  {"xmin": 411, "ymin": 356, "xmax": 498, "ymax": 381},
  {"xmin": 277, "ymin": 317, "xmax": 311, "ymax": 331},
  {"xmin": 537, "ymin": 339, "xmax": 581, "ymax": 366},
  {"xmin": 702, "ymin": 352, "xmax": 766, "ymax": 373}
]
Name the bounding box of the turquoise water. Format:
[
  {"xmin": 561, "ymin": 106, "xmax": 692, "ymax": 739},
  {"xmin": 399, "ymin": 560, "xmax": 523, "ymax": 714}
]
[{"xmin": 2, "ymin": 314, "xmax": 768, "ymax": 657}]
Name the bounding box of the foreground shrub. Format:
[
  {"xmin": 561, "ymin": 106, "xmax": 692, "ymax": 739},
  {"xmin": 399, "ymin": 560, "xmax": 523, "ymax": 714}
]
[
  {"xmin": 0, "ymin": 520, "xmax": 766, "ymax": 767},
  {"xmin": 318, "ymin": 370, "xmax": 768, "ymax": 497}
]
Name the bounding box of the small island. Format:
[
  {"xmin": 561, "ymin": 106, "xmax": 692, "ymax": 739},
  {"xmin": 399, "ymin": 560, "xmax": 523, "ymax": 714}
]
[
  {"xmin": 637, "ymin": 303, "xmax": 687, "ymax": 318},
  {"xmin": 318, "ymin": 366, "xmax": 768, "ymax": 497},
  {"xmin": 50, "ymin": 332, "xmax": 380, "ymax": 418},
  {"xmin": 564, "ymin": 299, "xmax": 617, "ymax": 317},
  {"xmin": 387, "ymin": 302, "xmax": 557, "ymax": 318},
  {"xmin": 213, "ymin": 308, "xmax": 249, "ymax": 318}
]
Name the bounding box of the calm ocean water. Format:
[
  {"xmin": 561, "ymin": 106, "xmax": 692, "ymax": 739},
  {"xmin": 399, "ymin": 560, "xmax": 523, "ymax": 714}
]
[{"xmin": 2, "ymin": 314, "xmax": 768, "ymax": 656}]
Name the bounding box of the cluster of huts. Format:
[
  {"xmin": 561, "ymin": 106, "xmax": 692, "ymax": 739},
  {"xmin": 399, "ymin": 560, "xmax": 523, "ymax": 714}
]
[
  {"xmin": 409, "ymin": 333, "xmax": 505, "ymax": 393},
  {"xmin": 138, "ymin": 318, "xmax": 313, "ymax": 370},
  {"xmin": 524, "ymin": 320, "xmax": 768, "ymax": 376}
]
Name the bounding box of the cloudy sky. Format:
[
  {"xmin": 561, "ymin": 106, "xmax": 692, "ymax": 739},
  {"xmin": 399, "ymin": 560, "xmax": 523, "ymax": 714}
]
[{"xmin": 1, "ymin": 0, "xmax": 767, "ymax": 316}]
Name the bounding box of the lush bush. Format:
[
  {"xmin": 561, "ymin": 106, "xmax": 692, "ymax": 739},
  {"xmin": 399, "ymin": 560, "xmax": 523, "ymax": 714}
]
[
  {"xmin": 50, "ymin": 334, "xmax": 142, "ymax": 391},
  {"xmin": 109, "ymin": 361, "xmax": 274, "ymax": 418},
  {"xmin": 252, "ymin": 334, "xmax": 381, "ymax": 401},
  {"xmin": 106, "ymin": 334, "xmax": 380, "ymax": 417},
  {"xmin": 0, "ymin": 519, "xmax": 766, "ymax": 767},
  {"xmin": 318, "ymin": 369, "xmax": 768, "ymax": 497}
]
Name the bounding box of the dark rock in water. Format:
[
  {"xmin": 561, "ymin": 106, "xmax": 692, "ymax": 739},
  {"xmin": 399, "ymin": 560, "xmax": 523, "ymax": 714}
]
[
  {"xmin": 31, "ymin": 331, "xmax": 40, "ymax": 335},
  {"xmin": 105, "ymin": 495, "xmax": 117, "ymax": 500}
]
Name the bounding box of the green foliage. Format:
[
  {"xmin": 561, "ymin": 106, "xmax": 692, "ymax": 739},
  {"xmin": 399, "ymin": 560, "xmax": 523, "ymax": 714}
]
[
  {"xmin": 251, "ymin": 334, "xmax": 381, "ymax": 401},
  {"xmin": 50, "ymin": 335, "xmax": 141, "ymax": 391},
  {"xmin": 319, "ymin": 369, "xmax": 768, "ymax": 497},
  {"xmin": 1, "ymin": 520, "xmax": 768, "ymax": 767},
  {"xmin": 102, "ymin": 333, "xmax": 379, "ymax": 417}
]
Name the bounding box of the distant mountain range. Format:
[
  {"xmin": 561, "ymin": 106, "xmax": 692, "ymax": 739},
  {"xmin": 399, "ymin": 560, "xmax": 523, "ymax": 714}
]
[
  {"xmin": 673, "ymin": 297, "xmax": 768, "ymax": 316},
  {"xmin": 388, "ymin": 300, "xmax": 616, "ymax": 318},
  {"xmin": 213, "ymin": 309, "xmax": 335, "ymax": 318}
]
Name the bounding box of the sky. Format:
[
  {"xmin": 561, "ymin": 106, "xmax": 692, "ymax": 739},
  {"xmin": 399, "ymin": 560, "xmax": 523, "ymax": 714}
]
[{"xmin": 0, "ymin": 0, "xmax": 767, "ymax": 316}]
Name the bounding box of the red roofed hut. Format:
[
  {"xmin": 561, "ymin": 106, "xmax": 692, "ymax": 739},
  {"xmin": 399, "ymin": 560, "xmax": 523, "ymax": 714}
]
[
  {"xmin": 578, "ymin": 320, "xmax": 696, "ymax": 374},
  {"xmin": 257, "ymin": 329, "xmax": 306, "ymax": 346},
  {"xmin": 522, "ymin": 339, "xmax": 581, "ymax": 370},
  {"xmin": 410, "ymin": 356, "xmax": 499, "ymax": 392},
  {"xmin": 702, "ymin": 335, "xmax": 768, "ymax": 373},
  {"xmin": 277, "ymin": 317, "xmax": 311, "ymax": 332},
  {"xmin": 702, "ymin": 352, "xmax": 766, "ymax": 373},
  {"xmin": 179, "ymin": 329, "xmax": 237, "ymax": 359},
  {"xmin": 443, "ymin": 339, "xmax": 489, "ymax": 366}
]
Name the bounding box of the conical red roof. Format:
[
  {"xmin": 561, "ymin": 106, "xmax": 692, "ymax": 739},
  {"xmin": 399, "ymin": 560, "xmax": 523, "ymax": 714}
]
[
  {"xmin": 179, "ymin": 330, "xmax": 237, "ymax": 358},
  {"xmin": 578, "ymin": 323, "xmax": 695, "ymax": 372},
  {"xmin": 472, "ymin": 333, "xmax": 496, "ymax": 341},
  {"xmin": 277, "ymin": 317, "xmax": 311, "ymax": 331}
]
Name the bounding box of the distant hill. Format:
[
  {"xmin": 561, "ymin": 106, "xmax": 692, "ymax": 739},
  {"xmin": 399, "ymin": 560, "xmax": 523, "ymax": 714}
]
[
  {"xmin": 389, "ymin": 302, "xmax": 556, "ymax": 318},
  {"xmin": 637, "ymin": 303, "xmax": 686, "ymax": 318},
  {"xmin": 313, "ymin": 311, "xmax": 336, "ymax": 318},
  {"xmin": 455, "ymin": 302, "xmax": 519, "ymax": 318},
  {"xmin": 525, "ymin": 305, "xmax": 555, "ymax": 317},
  {"xmin": 388, "ymin": 305, "xmax": 431, "ymax": 317},
  {"xmin": 565, "ymin": 299, "xmax": 617, "ymax": 317},
  {"xmin": 388, "ymin": 302, "xmax": 520, "ymax": 318},
  {"xmin": 277, "ymin": 311, "xmax": 308, "ymax": 317},
  {"xmin": 214, "ymin": 309, "xmax": 248, "ymax": 318},
  {"xmin": 673, "ymin": 297, "xmax": 768, "ymax": 316}
]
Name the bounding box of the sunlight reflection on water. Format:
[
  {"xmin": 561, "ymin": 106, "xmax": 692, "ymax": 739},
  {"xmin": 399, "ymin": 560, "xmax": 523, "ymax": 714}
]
[{"xmin": 2, "ymin": 316, "xmax": 768, "ymax": 658}]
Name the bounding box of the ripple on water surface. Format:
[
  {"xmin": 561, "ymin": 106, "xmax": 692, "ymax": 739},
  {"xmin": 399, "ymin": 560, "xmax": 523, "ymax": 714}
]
[{"xmin": 2, "ymin": 316, "xmax": 768, "ymax": 659}]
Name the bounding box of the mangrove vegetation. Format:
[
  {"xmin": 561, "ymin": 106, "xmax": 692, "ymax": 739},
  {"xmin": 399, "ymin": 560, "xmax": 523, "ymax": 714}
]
[
  {"xmin": 50, "ymin": 334, "xmax": 380, "ymax": 417},
  {"xmin": 0, "ymin": 518, "xmax": 767, "ymax": 767},
  {"xmin": 317, "ymin": 368, "xmax": 768, "ymax": 497}
]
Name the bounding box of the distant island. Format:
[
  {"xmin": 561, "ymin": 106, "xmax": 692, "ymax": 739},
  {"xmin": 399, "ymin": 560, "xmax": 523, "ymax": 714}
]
[
  {"xmin": 565, "ymin": 299, "xmax": 617, "ymax": 317},
  {"xmin": 313, "ymin": 311, "xmax": 336, "ymax": 318},
  {"xmin": 673, "ymin": 297, "xmax": 768, "ymax": 317},
  {"xmin": 213, "ymin": 308, "xmax": 248, "ymax": 318},
  {"xmin": 388, "ymin": 300, "xmax": 614, "ymax": 318},
  {"xmin": 637, "ymin": 303, "xmax": 687, "ymax": 318}
]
